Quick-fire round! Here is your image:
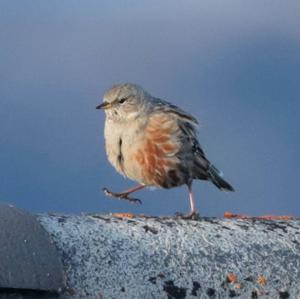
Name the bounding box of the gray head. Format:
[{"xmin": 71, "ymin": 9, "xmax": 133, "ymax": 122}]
[{"xmin": 96, "ymin": 83, "xmax": 151, "ymax": 122}]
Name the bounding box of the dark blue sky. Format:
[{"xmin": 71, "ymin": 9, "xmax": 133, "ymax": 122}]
[{"xmin": 0, "ymin": 1, "xmax": 299, "ymax": 216}]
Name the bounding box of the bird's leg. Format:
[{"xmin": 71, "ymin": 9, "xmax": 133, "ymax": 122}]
[
  {"xmin": 176, "ymin": 182, "xmax": 200, "ymax": 219},
  {"xmin": 103, "ymin": 185, "xmax": 145, "ymax": 204}
]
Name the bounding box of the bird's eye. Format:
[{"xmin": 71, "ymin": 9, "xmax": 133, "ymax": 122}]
[{"xmin": 119, "ymin": 97, "xmax": 127, "ymax": 104}]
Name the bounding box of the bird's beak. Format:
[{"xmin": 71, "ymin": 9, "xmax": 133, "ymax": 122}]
[{"xmin": 96, "ymin": 102, "xmax": 112, "ymax": 110}]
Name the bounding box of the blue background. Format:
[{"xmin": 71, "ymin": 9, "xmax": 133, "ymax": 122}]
[{"xmin": 0, "ymin": 1, "xmax": 299, "ymax": 216}]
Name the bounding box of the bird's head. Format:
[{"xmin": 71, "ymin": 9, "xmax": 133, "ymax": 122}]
[{"xmin": 96, "ymin": 83, "xmax": 150, "ymax": 122}]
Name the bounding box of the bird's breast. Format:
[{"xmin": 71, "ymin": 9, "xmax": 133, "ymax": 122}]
[{"xmin": 104, "ymin": 119, "xmax": 144, "ymax": 177}]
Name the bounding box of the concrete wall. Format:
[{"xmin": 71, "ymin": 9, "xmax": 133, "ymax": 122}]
[{"xmin": 38, "ymin": 214, "xmax": 300, "ymax": 299}]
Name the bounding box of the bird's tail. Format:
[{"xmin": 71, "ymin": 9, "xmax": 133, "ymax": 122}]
[{"xmin": 207, "ymin": 164, "xmax": 235, "ymax": 191}]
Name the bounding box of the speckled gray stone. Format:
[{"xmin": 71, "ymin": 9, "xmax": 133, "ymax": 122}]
[{"xmin": 38, "ymin": 214, "xmax": 300, "ymax": 299}]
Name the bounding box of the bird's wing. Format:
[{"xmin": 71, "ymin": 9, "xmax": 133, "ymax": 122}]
[
  {"xmin": 145, "ymin": 98, "xmax": 234, "ymax": 190},
  {"xmin": 143, "ymin": 99, "xmax": 210, "ymax": 184},
  {"xmin": 151, "ymin": 98, "xmax": 199, "ymax": 125},
  {"xmin": 150, "ymin": 97, "xmax": 206, "ymax": 159},
  {"xmin": 176, "ymin": 115, "xmax": 211, "ymax": 179}
]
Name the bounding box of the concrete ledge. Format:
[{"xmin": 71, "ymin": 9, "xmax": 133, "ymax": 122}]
[{"xmin": 38, "ymin": 214, "xmax": 300, "ymax": 299}]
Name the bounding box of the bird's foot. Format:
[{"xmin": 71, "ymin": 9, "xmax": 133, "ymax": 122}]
[
  {"xmin": 103, "ymin": 187, "xmax": 142, "ymax": 204},
  {"xmin": 175, "ymin": 211, "xmax": 200, "ymax": 220}
]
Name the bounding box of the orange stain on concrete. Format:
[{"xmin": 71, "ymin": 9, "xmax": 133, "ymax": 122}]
[
  {"xmin": 257, "ymin": 275, "xmax": 267, "ymax": 286},
  {"xmin": 227, "ymin": 273, "xmax": 238, "ymax": 284}
]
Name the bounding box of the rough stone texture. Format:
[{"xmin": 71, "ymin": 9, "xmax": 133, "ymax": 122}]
[
  {"xmin": 0, "ymin": 203, "xmax": 65, "ymax": 293},
  {"xmin": 38, "ymin": 214, "xmax": 300, "ymax": 299}
]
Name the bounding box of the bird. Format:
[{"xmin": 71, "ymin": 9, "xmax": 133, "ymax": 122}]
[{"xmin": 96, "ymin": 83, "xmax": 234, "ymax": 218}]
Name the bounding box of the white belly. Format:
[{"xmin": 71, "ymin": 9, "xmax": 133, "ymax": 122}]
[{"xmin": 104, "ymin": 118, "xmax": 145, "ymax": 181}]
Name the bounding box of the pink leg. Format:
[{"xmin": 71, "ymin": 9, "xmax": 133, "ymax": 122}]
[
  {"xmin": 114, "ymin": 185, "xmax": 145, "ymax": 195},
  {"xmin": 103, "ymin": 185, "xmax": 145, "ymax": 204},
  {"xmin": 188, "ymin": 183, "xmax": 197, "ymax": 216},
  {"xmin": 175, "ymin": 182, "xmax": 199, "ymax": 219}
]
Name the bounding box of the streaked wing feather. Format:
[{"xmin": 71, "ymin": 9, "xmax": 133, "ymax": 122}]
[
  {"xmin": 151, "ymin": 98, "xmax": 199, "ymax": 125},
  {"xmin": 149, "ymin": 99, "xmax": 210, "ymax": 182}
]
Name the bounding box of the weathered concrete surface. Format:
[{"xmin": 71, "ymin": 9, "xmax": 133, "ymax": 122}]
[{"xmin": 38, "ymin": 214, "xmax": 300, "ymax": 299}]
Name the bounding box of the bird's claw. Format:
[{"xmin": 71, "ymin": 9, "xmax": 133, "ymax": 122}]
[
  {"xmin": 103, "ymin": 188, "xmax": 142, "ymax": 204},
  {"xmin": 175, "ymin": 211, "xmax": 200, "ymax": 220}
]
